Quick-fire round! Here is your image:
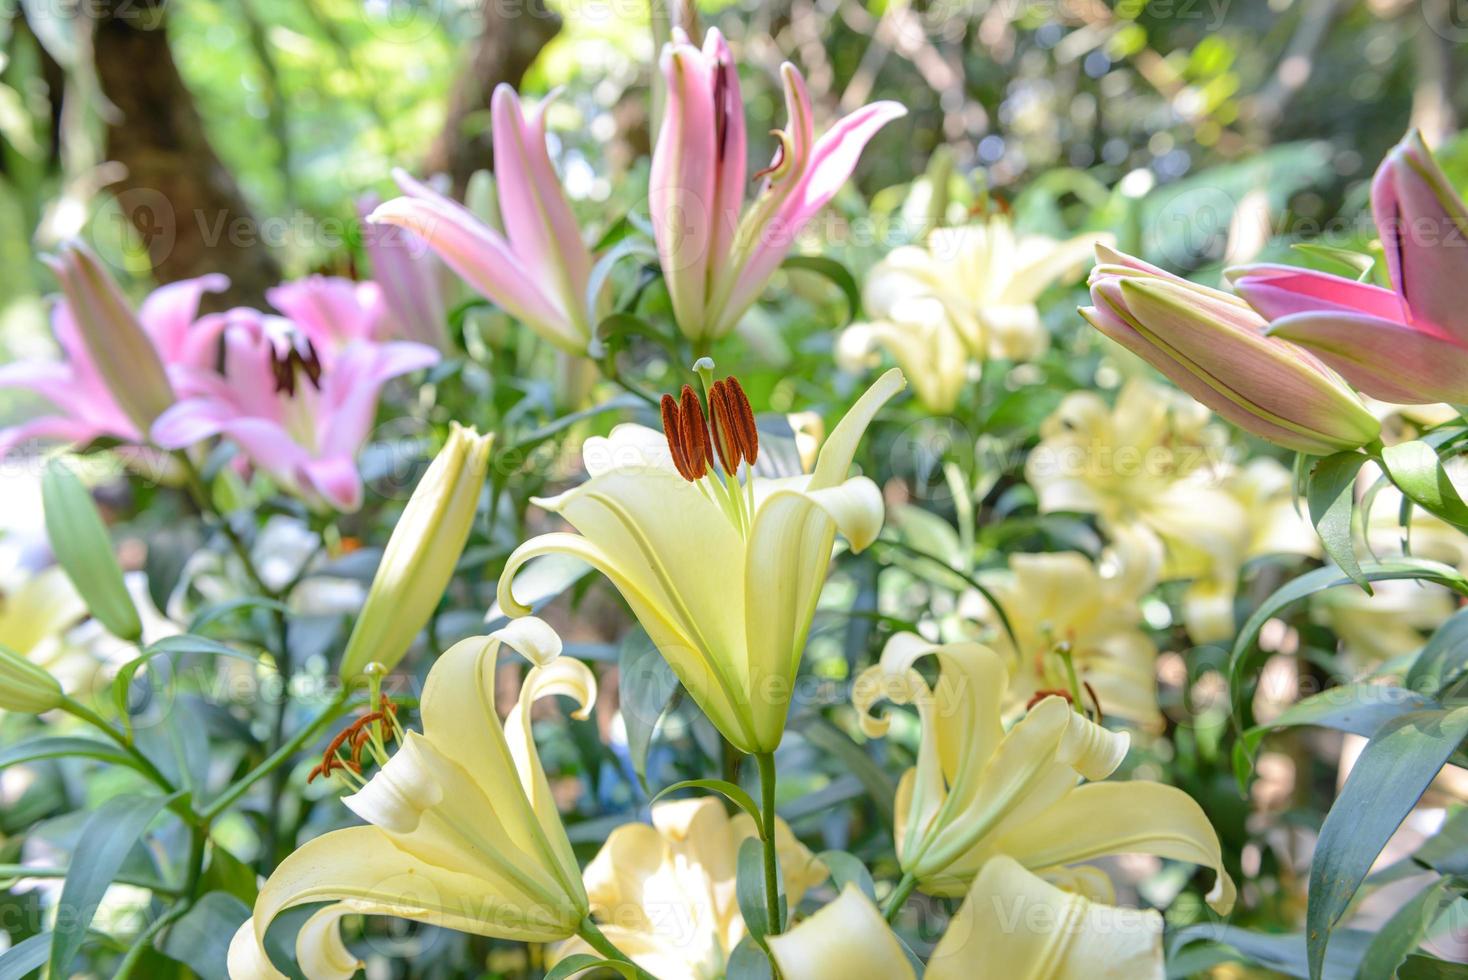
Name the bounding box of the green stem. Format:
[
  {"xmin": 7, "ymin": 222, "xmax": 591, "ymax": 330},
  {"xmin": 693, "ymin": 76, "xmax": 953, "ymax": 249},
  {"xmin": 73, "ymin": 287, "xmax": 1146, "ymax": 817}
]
[
  {"xmin": 576, "ymin": 917, "xmax": 658, "ymax": 980},
  {"xmin": 199, "ymin": 689, "xmax": 353, "ymax": 821},
  {"xmin": 883, "ymin": 872, "xmax": 918, "ymax": 924},
  {"xmin": 755, "ymin": 751, "xmax": 782, "ymax": 935},
  {"xmin": 114, "ymin": 901, "xmax": 189, "ymax": 980},
  {"xmin": 59, "ymin": 696, "xmax": 178, "ymax": 800}
]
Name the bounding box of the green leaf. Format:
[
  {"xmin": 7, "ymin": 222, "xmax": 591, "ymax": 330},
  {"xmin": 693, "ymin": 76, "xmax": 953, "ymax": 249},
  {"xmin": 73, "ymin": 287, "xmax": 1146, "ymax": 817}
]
[
  {"xmin": 0, "ymin": 736, "xmax": 133, "ymax": 771},
  {"xmin": 1228, "ymin": 559, "xmax": 1468, "ymax": 727},
  {"xmin": 49, "ymin": 791, "xmax": 178, "ymax": 978},
  {"xmin": 1306, "ymin": 452, "xmax": 1371, "ymax": 592},
  {"xmin": 1398, "ymin": 953, "xmax": 1468, "ymax": 978},
  {"xmin": 113, "ymin": 635, "xmax": 259, "ymax": 739},
  {"xmin": 145, "ymin": 524, "xmax": 201, "ymax": 617},
  {"xmin": 1291, "ymin": 241, "xmax": 1377, "ymax": 277},
  {"xmin": 725, "ymin": 936, "xmax": 774, "ymax": 980},
  {"xmin": 158, "ymin": 892, "xmax": 251, "ymax": 980},
  {"xmin": 1307, "ymin": 706, "xmax": 1468, "ymax": 979},
  {"xmin": 543, "ymin": 953, "xmax": 638, "ymax": 980},
  {"xmin": 781, "ymin": 255, "xmax": 861, "ymax": 325},
  {"xmin": 1356, "ymin": 875, "xmax": 1466, "ymax": 980},
  {"xmin": 187, "ymin": 597, "xmax": 291, "ymax": 634},
  {"xmin": 1169, "ymin": 925, "xmax": 1374, "ymax": 979},
  {"xmin": 42, "ymin": 460, "xmax": 141, "ymax": 642},
  {"xmin": 651, "ymin": 779, "xmax": 763, "ymax": 832},
  {"xmin": 1407, "ymin": 606, "xmax": 1468, "ymax": 696},
  {"xmin": 617, "ymin": 628, "xmax": 679, "ymax": 792},
  {"xmin": 200, "ymin": 843, "xmax": 259, "ymax": 905},
  {"xmin": 816, "ymin": 850, "xmax": 877, "ymax": 901},
  {"xmin": 585, "ymin": 235, "xmax": 659, "ymax": 318},
  {"xmin": 1381, "ymin": 440, "xmax": 1468, "ymax": 531},
  {"xmin": 0, "ymin": 933, "xmax": 50, "ymax": 980},
  {"xmin": 1237, "ymin": 684, "xmax": 1438, "ymax": 787},
  {"xmin": 736, "ymin": 837, "xmax": 773, "ymax": 941}
]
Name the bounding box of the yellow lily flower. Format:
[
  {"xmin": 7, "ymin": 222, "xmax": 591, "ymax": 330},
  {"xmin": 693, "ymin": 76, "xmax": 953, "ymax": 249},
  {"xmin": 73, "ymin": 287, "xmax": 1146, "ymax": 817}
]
[
  {"xmin": 838, "ymin": 297, "xmax": 970, "ymax": 414},
  {"xmin": 228, "ymin": 619, "xmax": 596, "ymax": 979},
  {"xmin": 552, "ymin": 797, "xmax": 826, "ymax": 978},
  {"xmin": 852, "ymin": 633, "xmax": 1235, "ymax": 908},
  {"xmin": 498, "ymin": 368, "xmax": 906, "ymax": 754},
  {"xmin": 767, "ymin": 885, "xmax": 915, "ymax": 980},
  {"xmin": 0, "ymin": 565, "xmax": 87, "ymax": 712},
  {"xmin": 1028, "ymin": 379, "xmax": 1316, "ymax": 643},
  {"xmin": 965, "ymin": 547, "xmax": 1162, "ymax": 731},
  {"xmin": 864, "ymin": 216, "xmax": 1107, "ymax": 361},
  {"xmin": 769, "ymin": 858, "xmax": 1165, "ymax": 980}
]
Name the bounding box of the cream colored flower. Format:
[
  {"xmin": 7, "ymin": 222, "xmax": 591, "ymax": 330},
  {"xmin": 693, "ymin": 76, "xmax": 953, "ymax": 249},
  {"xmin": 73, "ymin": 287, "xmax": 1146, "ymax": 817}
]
[
  {"xmin": 769, "ymin": 858, "xmax": 1166, "ymax": 980},
  {"xmin": 965, "ymin": 546, "xmax": 1162, "ymax": 731},
  {"xmin": 839, "ymin": 217, "xmax": 1106, "ymax": 410},
  {"xmin": 553, "ymin": 797, "xmax": 825, "ymax": 978},
  {"xmin": 498, "ymin": 369, "xmax": 905, "ymax": 754},
  {"xmin": 228, "ymin": 619, "xmax": 595, "ymax": 979},
  {"xmin": 1028, "ymin": 379, "xmax": 1316, "ymax": 643},
  {"xmin": 0, "ymin": 565, "xmax": 86, "ymax": 687},
  {"xmin": 853, "ymin": 633, "xmax": 1234, "ymax": 908}
]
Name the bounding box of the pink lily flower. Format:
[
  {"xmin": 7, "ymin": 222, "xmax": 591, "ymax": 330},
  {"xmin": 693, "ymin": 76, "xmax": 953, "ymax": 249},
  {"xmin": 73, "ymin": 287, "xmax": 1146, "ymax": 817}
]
[
  {"xmin": 152, "ymin": 309, "xmax": 439, "ymax": 512},
  {"xmin": 267, "ymin": 274, "xmax": 388, "ymax": 353},
  {"xmin": 357, "ymin": 194, "xmax": 453, "ymax": 352},
  {"xmin": 368, "ymin": 84, "xmax": 595, "ymax": 355},
  {"xmin": 1230, "ymin": 131, "xmax": 1468, "ymax": 405},
  {"xmin": 650, "ymin": 28, "xmax": 906, "ymax": 342},
  {"xmin": 0, "ymin": 243, "xmax": 226, "ymax": 456}
]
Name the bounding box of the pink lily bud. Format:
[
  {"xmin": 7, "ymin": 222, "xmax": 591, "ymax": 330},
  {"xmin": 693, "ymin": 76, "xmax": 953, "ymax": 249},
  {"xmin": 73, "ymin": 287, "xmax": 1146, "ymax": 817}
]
[
  {"xmin": 1083, "ymin": 245, "xmax": 1380, "ymax": 455},
  {"xmin": 44, "ymin": 243, "xmax": 176, "ymax": 435},
  {"xmin": 651, "ymin": 29, "xmax": 905, "ymax": 342},
  {"xmin": 358, "ymin": 194, "xmax": 453, "ymax": 352},
  {"xmin": 1229, "ymin": 131, "xmax": 1468, "ymax": 404},
  {"xmin": 369, "ymin": 86, "xmax": 594, "ymax": 355}
]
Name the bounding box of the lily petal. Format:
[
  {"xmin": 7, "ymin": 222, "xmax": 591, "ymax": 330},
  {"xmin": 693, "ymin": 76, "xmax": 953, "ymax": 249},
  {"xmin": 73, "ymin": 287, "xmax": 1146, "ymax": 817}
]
[
  {"xmin": 926, "ymin": 856, "xmax": 1164, "ymax": 980},
  {"xmin": 1266, "ymin": 310, "xmax": 1468, "ymax": 404},
  {"xmin": 768, "ymin": 885, "xmax": 916, "ymax": 980}
]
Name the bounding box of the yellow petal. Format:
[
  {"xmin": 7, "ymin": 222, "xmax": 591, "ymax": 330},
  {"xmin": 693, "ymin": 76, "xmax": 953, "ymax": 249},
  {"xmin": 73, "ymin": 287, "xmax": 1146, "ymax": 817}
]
[
  {"xmin": 490, "ymin": 615, "xmax": 564, "ymax": 667},
  {"xmin": 230, "ymin": 826, "xmax": 580, "ymax": 980},
  {"xmin": 810, "ymin": 367, "xmax": 905, "ymax": 490},
  {"xmin": 988, "ymin": 781, "xmax": 1237, "ymax": 914},
  {"xmin": 927, "ymin": 856, "xmax": 1163, "ymax": 980},
  {"xmin": 767, "ymin": 885, "xmax": 916, "ymax": 980},
  {"xmin": 296, "ymin": 904, "xmax": 363, "ymax": 980}
]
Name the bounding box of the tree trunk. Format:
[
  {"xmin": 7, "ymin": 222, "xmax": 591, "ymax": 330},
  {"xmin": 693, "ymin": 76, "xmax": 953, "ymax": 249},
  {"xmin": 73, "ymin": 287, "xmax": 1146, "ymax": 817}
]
[
  {"xmin": 91, "ymin": 0, "xmax": 279, "ymax": 307},
  {"xmin": 423, "ymin": 0, "xmax": 563, "ymax": 197}
]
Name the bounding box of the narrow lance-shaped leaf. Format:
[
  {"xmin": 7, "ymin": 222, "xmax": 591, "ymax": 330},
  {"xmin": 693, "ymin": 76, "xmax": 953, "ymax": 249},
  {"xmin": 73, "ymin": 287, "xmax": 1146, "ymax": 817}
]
[{"xmin": 1306, "ymin": 706, "xmax": 1468, "ymax": 980}]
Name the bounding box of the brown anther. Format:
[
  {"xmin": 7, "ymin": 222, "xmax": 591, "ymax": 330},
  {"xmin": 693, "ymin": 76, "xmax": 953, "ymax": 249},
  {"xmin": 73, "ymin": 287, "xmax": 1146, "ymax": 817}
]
[
  {"xmin": 1025, "ymin": 688, "xmax": 1074, "ymax": 712},
  {"xmin": 707, "ymin": 380, "xmax": 742, "ymax": 474},
  {"xmin": 753, "ymin": 131, "xmax": 787, "ymax": 182},
  {"xmin": 268, "ymin": 335, "xmax": 324, "ymax": 397},
  {"xmin": 720, "ymin": 376, "xmax": 758, "ymax": 466},
  {"xmin": 679, "ymin": 385, "xmax": 714, "ymax": 476}
]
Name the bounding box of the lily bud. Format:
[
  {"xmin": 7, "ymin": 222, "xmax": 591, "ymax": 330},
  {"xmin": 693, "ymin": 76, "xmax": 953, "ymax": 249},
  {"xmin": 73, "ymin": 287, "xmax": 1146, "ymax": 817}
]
[
  {"xmin": 45, "ymin": 243, "xmax": 175, "ymax": 435},
  {"xmin": 0, "ymin": 645, "xmax": 64, "ymax": 714},
  {"xmin": 1228, "ymin": 131, "xmax": 1468, "ymax": 404},
  {"xmin": 1083, "ymin": 245, "xmax": 1380, "ymax": 455},
  {"xmin": 42, "ymin": 460, "xmax": 142, "ymax": 642},
  {"xmin": 339, "ymin": 424, "xmax": 493, "ymax": 678}
]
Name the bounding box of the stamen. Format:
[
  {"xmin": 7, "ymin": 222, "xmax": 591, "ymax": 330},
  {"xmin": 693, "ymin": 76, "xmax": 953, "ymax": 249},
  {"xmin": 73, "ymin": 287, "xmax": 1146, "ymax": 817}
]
[
  {"xmin": 721, "ymin": 376, "xmax": 759, "ymax": 465},
  {"xmin": 752, "ymin": 131, "xmax": 787, "ymax": 182},
  {"xmin": 660, "ymin": 394, "xmax": 698, "ymax": 482},
  {"xmin": 678, "ymin": 385, "xmax": 713, "ymax": 479},
  {"xmin": 707, "ymin": 380, "xmax": 742, "ymax": 474},
  {"xmin": 307, "ymin": 695, "xmax": 401, "ymax": 785},
  {"xmin": 268, "ymin": 335, "xmax": 324, "ymax": 397},
  {"xmin": 1082, "ymin": 681, "xmax": 1104, "ymax": 726}
]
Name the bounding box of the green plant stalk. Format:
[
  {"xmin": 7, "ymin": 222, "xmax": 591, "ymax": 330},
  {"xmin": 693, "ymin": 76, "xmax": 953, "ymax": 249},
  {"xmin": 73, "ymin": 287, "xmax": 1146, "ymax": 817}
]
[
  {"xmin": 59, "ymin": 696, "xmax": 180, "ymax": 805},
  {"xmin": 199, "ymin": 689, "xmax": 354, "ymax": 821},
  {"xmin": 576, "ymin": 916, "xmax": 659, "ymax": 980},
  {"xmin": 755, "ymin": 751, "xmax": 783, "ymax": 935},
  {"xmin": 884, "ymin": 872, "xmax": 918, "ymax": 924}
]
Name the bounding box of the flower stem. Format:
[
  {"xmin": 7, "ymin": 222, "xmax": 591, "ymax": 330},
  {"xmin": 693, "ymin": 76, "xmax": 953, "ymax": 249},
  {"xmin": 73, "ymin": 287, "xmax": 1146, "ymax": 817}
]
[
  {"xmin": 755, "ymin": 750, "xmax": 783, "ymax": 934},
  {"xmin": 883, "ymin": 872, "xmax": 918, "ymax": 923},
  {"xmin": 59, "ymin": 696, "xmax": 177, "ymax": 798},
  {"xmin": 576, "ymin": 917, "xmax": 658, "ymax": 979}
]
